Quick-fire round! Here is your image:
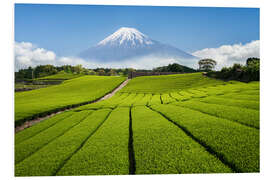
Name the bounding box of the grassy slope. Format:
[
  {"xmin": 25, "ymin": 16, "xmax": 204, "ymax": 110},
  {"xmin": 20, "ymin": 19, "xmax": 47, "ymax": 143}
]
[
  {"xmin": 172, "ymin": 100, "xmax": 259, "ymax": 129},
  {"xmin": 15, "ymin": 72, "xmax": 260, "ymax": 176},
  {"xmin": 15, "ymin": 76, "xmax": 125, "ymax": 125},
  {"xmin": 15, "ymin": 111, "xmax": 74, "ymax": 144},
  {"xmin": 132, "ymin": 106, "xmax": 231, "ymax": 174},
  {"xmin": 120, "ymin": 72, "xmax": 225, "ymax": 93},
  {"xmin": 198, "ymin": 97, "xmax": 259, "ymax": 110},
  {"xmin": 151, "ymin": 104, "xmax": 259, "ymax": 172},
  {"xmin": 15, "ymin": 109, "xmax": 111, "ymax": 176},
  {"xmin": 15, "ymin": 111, "xmax": 91, "ymax": 164},
  {"xmin": 58, "ymin": 107, "xmax": 130, "ymax": 175},
  {"xmin": 36, "ymin": 72, "xmax": 84, "ymax": 80}
]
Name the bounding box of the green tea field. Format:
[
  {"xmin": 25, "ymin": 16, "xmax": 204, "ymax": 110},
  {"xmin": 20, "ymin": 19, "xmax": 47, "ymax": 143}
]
[
  {"xmin": 15, "ymin": 75, "xmax": 126, "ymax": 126},
  {"xmin": 15, "ymin": 73, "xmax": 260, "ymax": 176},
  {"xmin": 36, "ymin": 71, "xmax": 85, "ymax": 80}
]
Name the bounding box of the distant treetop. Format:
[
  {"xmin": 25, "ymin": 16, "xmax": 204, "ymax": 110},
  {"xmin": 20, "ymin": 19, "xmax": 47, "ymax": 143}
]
[{"xmin": 198, "ymin": 59, "xmax": 217, "ymax": 71}]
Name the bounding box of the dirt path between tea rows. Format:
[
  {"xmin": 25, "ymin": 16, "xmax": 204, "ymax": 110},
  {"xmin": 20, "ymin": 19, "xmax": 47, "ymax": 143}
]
[
  {"xmin": 15, "ymin": 79, "xmax": 130, "ymax": 133},
  {"xmin": 96, "ymin": 79, "xmax": 130, "ymax": 102}
]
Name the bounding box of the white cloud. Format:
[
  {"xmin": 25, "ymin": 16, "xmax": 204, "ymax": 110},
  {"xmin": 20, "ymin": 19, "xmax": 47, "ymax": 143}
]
[
  {"xmin": 15, "ymin": 42, "xmax": 56, "ymax": 70},
  {"xmin": 81, "ymin": 56, "xmax": 194, "ymax": 70},
  {"xmin": 58, "ymin": 56, "xmax": 87, "ymax": 66},
  {"xmin": 57, "ymin": 55, "xmax": 198, "ymax": 70},
  {"xmin": 192, "ymin": 40, "xmax": 260, "ymax": 70}
]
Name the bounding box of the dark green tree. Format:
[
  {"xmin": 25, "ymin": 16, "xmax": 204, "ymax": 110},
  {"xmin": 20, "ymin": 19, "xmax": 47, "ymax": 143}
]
[
  {"xmin": 107, "ymin": 69, "xmax": 117, "ymax": 76},
  {"xmin": 153, "ymin": 63, "xmax": 196, "ymax": 73},
  {"xmin": 97, "ymin": 69, "xmax": 106, "ymax": 76},
  {"xmin": 246, "ymin": 57, "xmax": 260, "ymax": 66},
  {"xmin": 198, "ymin": 59, "xmax": 217, "ymax": 71},
  {"xmin": 74, "ymin": 64, "xmax": 83, "ymax": 74}
]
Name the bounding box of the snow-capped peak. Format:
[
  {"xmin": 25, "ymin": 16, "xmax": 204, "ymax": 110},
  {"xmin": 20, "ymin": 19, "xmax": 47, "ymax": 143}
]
[
  {"xmin": 97, "ymin": 27, "xmax": 154, "ymax": 47},
  {"xmin": 79, "ymin": 27, "xmax": 197, "ymax": 63}
]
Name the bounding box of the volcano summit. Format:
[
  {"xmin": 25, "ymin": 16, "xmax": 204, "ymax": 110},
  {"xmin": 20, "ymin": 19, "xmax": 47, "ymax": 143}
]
[{"xmin": 79, "ymin": 27, "xmax": 198, "ymax": 66}]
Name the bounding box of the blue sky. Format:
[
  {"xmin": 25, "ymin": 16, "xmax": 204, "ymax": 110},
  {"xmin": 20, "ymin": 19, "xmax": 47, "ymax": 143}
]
[{"xmin": 15, "ymin": 4, "xmax": 259, "ymax": 56}]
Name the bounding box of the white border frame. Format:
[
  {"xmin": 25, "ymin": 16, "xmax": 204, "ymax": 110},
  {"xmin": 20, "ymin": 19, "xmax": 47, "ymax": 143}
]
[{"xmin": 1, "ymin": 0, "xmax": 269, "ymax": 179}]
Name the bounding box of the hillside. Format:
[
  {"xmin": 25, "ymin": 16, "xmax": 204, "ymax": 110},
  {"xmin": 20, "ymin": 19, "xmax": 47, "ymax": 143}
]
[
  {"xmin": 36, "ymin": 72, "xmax": 84, "ymax": 80},
  {"xmin": 121, "ymin": 72, "xmax": 224, "ymax": 93},
  {"xmin": 15, "ymin": 76, "xmax": 125, "ymax": 125},
  {"xmin": 15, "ymin": 72, "xmax": 259, "ymax": 175}
]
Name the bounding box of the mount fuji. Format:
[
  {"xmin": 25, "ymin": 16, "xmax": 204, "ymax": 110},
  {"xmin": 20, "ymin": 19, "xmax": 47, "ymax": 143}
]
[{"xmin": 78, "ymin": 27, "xmax": 198, "ymax": 68}]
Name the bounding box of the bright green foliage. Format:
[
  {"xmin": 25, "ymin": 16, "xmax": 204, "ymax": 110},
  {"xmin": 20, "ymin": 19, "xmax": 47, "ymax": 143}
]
[
  {"xmin": 197, "ymin": 97, "xmax": 259, "ymax": 110},
  {"xmin": 73, "ymin": 93, "xmax": 128, "ymax": 111},
  {"xmin": 148, "ymin": 94, "xmax": 161, "ymax": 105},
  {"xmin": 196, "ymin": 81, "xmax": 259, "ymax": 96},
  {"xmin": 133, "ymin": 93, "xmax": 152, "ymax": 106},
  {"xmin": 15, "ymin": 76, "xmax": 125, "ymax": 124},
  {"xmin": 178, "ymin": 91, "xmax": 194, "ymax": 99},
  {"xmin": 15, "ymin": 110, "xmax": 91, "ymax": 164},
  {"xmin": 118, "ymin": 93, "xmax": 138, "ymax": 107},
  {"xmin": 15, "ymin": 109, "xmax": 111, "ymax": 176},
  {"xmin": 169, "ymin": 92, "xmax": 182, "ymax": 100},
  {"xmin": 105, "ymin": 93, "xmax": 129, "ymax": 107},
  {"xmin": 172, "ymin": 100, "xmax": 259, "ymax": 129},
  {"xmin": 131, "ymin": 93, "xmax": 145, "ymax": 105},
  {"xmin": 57, "ymin": 107, "xmax": 129, "ymax": 175},
  {"xmin": 37, "ymin": 72, "xmax": 84, "ymax": 80},
  {"xmin": 151, "ymin": 104, "xmax": 259, "ymax": 172},
  {"xmin": 247, "ymin": 81, "xmax": 260, "ymax": 89},
  {"xmin": 170, "ymin": 92, "xmax": 189, "ymax": 101},
  {"xmin": 218, "ymin": 93, "xmax": 259, "ymax": 101},
  {"xmin": 194, "ymin": 83, "xmax": 242, "ymax": 96},
  {"xmin": 240, "ymin": 90, "xmax": 259, "ymax": 95},
  {"xmin": 14, "ymin": 72, "xmax": 260, "ymax": 176},
  {"xmin": 15, "ymin": 111, "xmax": 74, "ymax": 144},
  {"xmin": 196, "ymin": 87, "xmax": 226, "ymax": 96},
  {"xmin": 161, "ymin": 94, "xmax": 176, "ymax": 104},
  {"xmin": 187, "ymin": 89, "xmax": 208, "ymax": 98},
  {"xmin": 132, "ymin": 106, "xmax": 232, "ymax": 174},
  {"xmin": 121, "ymin": 73, "xmax": 224, "ymax": 93},
  {"xmin": 72, "ymin": 101, "xmax": 104, "ymax": 111},
  {"xmin": 99, "ymin": 93, "xmax": 130, "ymax": 108}
]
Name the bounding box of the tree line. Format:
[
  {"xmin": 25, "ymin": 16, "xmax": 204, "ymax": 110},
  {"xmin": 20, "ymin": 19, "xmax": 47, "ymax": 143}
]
[
  {"xmin": 15, "ymin": 65, "xmax": 137, "ymax": 80},
  {"xmin": 15, "ymin": 63, "xmax": 197, "ymax": 80},
  {"xmin": 15, "ymin": 57, "xmax": 260, "ymax": 82},
  {"xmin": 198, "ymin": 57, "xmax": 260, "ymax": 82}
]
